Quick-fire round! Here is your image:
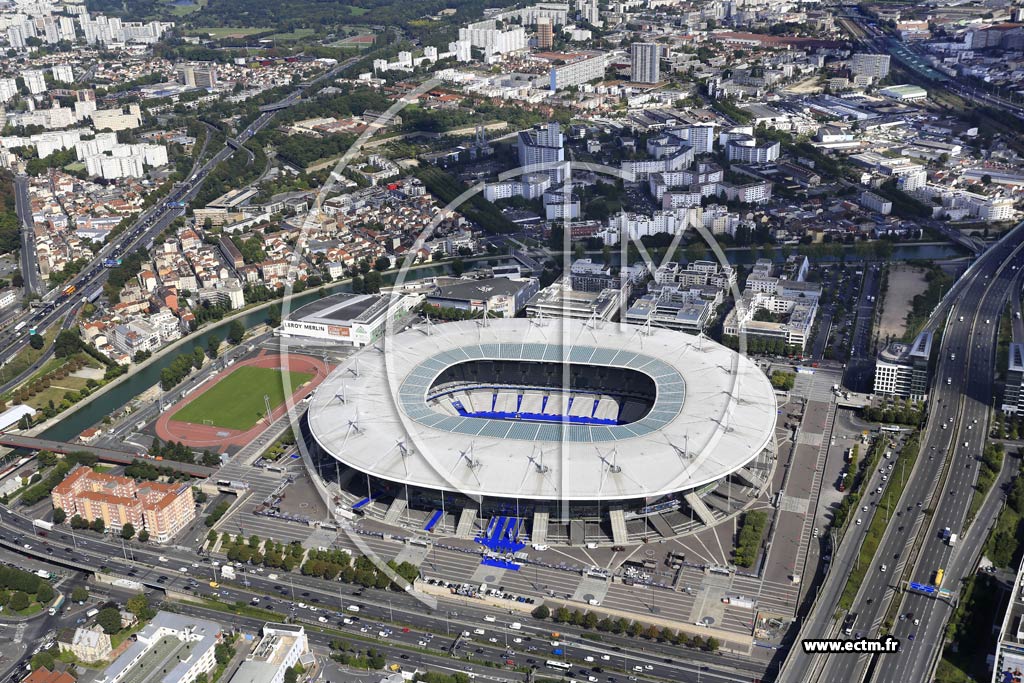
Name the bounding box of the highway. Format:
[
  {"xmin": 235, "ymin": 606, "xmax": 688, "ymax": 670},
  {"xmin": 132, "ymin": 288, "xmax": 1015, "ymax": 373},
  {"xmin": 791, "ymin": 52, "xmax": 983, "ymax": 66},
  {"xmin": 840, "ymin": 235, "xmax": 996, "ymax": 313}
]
[
  {"xmin": 0, "ymin": 504, "xmax": 762, "ymax": 683},
  {"xmin": 13, "ymin": 174, "xmax": 41, "ymax": 298},
  {"xmin": 779, "ymin": 220, "xmax": 1024, "ymax": 683}
]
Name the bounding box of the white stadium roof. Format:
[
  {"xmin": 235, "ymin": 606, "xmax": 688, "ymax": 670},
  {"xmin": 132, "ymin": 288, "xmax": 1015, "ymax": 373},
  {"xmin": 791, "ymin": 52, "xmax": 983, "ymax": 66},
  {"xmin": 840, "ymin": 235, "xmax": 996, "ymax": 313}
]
[{"xmin": 306, "ymin": 318, "xmax": 777, "ymax": 501}]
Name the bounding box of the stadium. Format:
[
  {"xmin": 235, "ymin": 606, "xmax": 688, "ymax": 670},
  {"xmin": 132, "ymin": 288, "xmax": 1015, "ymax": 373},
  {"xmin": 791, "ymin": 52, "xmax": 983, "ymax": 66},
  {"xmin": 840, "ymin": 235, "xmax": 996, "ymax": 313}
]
[{"xmin": 301, "ymin": 318, "xmax": 778, "ymax": 548}]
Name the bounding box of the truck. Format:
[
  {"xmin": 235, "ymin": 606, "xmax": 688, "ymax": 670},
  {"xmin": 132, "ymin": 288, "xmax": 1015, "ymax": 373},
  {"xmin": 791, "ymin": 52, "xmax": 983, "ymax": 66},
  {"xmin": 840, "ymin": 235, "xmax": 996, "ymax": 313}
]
[
  {"xmin": 934, "ymin": 568, "xmax": 945, "ymax": 587},
  {"xmin": 13, "ymin": 321, "xmax": 25, "ymax": 333},
  {"xmin": 948, "ymin": 533, "xmax": 958, "ymax": 546},
  {"xmin": 32, "ymin": 519, "xmax": 53, "ymax": 532},
  {"xmin": 102, "ymin": 258, "xmax": 123, "ymax": 268},
  {"xmin": 941, "ymin": 527, "xmax": 951, "ymax": 541},
  {"xmin": 34, "ymin": 569, "xmax": 51, "ymax": 580},
  {"xmin": 48, "ymin": 594, "xmax": 64, "ymax": 616},
  {"xmin": 221, "ymin": 565, "xmax": 236, "ymax": 580}
]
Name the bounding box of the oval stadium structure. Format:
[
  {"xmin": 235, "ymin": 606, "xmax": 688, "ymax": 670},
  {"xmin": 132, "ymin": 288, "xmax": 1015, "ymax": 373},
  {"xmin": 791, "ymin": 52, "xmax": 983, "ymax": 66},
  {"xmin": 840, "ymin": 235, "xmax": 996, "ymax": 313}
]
[{"xmin": 303, "ymin": 318, "xmax": 778, "ymax": 546}]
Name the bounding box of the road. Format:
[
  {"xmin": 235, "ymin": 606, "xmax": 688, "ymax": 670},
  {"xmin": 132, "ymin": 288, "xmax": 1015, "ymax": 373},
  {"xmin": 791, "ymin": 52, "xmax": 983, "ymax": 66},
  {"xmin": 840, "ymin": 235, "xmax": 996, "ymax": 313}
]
[
  {"xmin": 13, "ymin": 174, "xmax": 41, "ymax": 298},
  {"xmin": 842, "ymin": 266, "xmax": 881, "ymax": 393},
  {"xmin": 0, "ymin": 505, "xmax": 761, "ymax": 683},
  {"xmin": 779, "ymin": 220, "xmax": 1024, "ymax": 683}
]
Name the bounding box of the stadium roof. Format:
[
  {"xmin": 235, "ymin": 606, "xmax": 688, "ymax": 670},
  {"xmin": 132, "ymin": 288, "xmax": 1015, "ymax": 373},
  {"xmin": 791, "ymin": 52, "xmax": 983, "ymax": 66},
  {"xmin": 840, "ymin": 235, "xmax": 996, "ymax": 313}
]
[{"xmin": 307, "ymin": 318, "xmax": 776, "ymax": 501}]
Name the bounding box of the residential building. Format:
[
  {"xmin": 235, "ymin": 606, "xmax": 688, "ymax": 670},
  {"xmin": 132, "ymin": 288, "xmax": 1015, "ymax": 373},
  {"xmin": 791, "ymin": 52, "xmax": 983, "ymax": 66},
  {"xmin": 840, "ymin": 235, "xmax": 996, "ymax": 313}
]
[
  {"xmin": 850, "ymin": 53, "xmax": 891, "ymax": 80},
  {"xmin": 726, "ymin": 136, "xmax": 780, "ymax": 164},
  {"xmin": 873, "ymin": 330, "xmax": 933, "ymax": 401},
  {"xmin": 59, "ymin": 625, "xmax": 113, "ymax": 663},
  {"xmin": 547, "ymin": 51, "xmax": 606, "ymax": 90},
  {"xmin": 518, "ymin": 122, "xmax": 567, "ymax": 182},
  {"xmin": 52, "ymin": 466, "xmax": 196, "ymax": 543},
  {"xmin": 229, "ymin": 624, "xmax": 309, "ymax": 683},
  {"xmin": 536, "ymin": 17, "xmax": 553, "ymax": 49},
  {"xmin": 22, "ymin": 69, "xmax": 46, "ymax": 95},
  {"xmin": 631, "ymin": 42, "xmax": 660, "ymax": 84},
  {"xmin": 97, "ymin": 612, "xmax": 221, "ymax": 683},
  {"xmin": 860, "ymin": 191, "xmax": 893, "ymax": 215}
]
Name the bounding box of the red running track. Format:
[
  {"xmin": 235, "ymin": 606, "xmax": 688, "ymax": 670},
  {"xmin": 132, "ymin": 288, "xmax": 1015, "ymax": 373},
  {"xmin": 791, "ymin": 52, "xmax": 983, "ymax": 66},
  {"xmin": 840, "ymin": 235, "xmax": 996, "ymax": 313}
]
[{"xmin": 154, "ymin": 351, "xmax": 331, "ymax": 452}]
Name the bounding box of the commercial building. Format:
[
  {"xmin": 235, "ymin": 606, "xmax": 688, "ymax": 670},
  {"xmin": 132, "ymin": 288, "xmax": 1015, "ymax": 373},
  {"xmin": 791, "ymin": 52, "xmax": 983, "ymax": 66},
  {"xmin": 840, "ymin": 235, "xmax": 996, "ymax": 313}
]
[
  {"xmin": 991, "ymin": 541, "xmax": 1024, "ymax": 683},
  {"xmin": 878, "ymin": 84, "xmax": 928, "ymax": 101},
  {"xmin": 526, "ymin": 277, "xmax": 621, "ymax": 320},
  {"xmin": 425, "ymin": 277, "xmax": 540, "ymax": 318},
  {"xmin": 52, "ymin": 466, "xmax": 196, "ymax": 543},
  {"xmin": 873, "ymin": 330, "xmax": 933, "ymax": 401},
  {"xmin": 1003, "ymin": 342, "xmax": 1024, "ymax": 413},
  {"xmin": 229, "ymin": 624, "xmax": 309, "ymax": 683},
  {"xmin": 281, "ymin": 292, "xmax": 420, "ymax": 347},
  {"xmin": 630, "ymin": 42, "xmax": 660, "ymax": 84},
  {"xmin": 97, "ymin": 612, "xmax": 221, "ymax": 683}
]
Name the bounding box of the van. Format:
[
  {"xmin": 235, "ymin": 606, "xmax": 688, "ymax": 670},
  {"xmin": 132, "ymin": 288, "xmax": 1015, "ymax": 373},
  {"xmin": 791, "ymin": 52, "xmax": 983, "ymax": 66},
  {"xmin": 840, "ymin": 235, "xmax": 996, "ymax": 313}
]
[
  {"xmin": 268, "ymin": 574, "xmax": 278, "ymax": 580},
  {"xmin": 484, "ymin": 615, "xmax": 496, "ymax": 623},
  {"xmin": 473, "ymin": 629, "xmax": 486, "ymax": 635},
  {"xmin": 509, "ymin": 622, "xmax": 522, "ymax": 630},
  {"xmin": 158, "ymin": 556, "xmax": 168, "ymax": 563},
  {"xmin": 343, "ymin": 618, "xmax": 354, "ymax": 625},
  {"xmin": 318, "ymin": 616, "xmax": 328, "ymax": 623},
  {"xmin": 346, "ymin": 605, "xmax": 360, "ymax": 612}
]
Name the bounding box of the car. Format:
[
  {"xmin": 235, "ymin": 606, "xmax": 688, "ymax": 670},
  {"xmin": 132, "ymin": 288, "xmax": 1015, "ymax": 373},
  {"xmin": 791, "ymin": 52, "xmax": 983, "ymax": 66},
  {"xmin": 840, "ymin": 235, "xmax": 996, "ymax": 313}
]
[
  {"xmin": 856, "ymin": 518, "xmax": 862, "ymax": 526},
  {"xmin": 880, "ymin": 564, "xmax": 887, "ymax": 572},
  {"xmin": 862, "ymin": 506, "xmax": 868, "ymax": 512},
  {"xmin": 914, "ymin": 618, "xmax": 920, "ymax": 625},
  {"xmin": 908, "ymin": 633, "xmax": 915, "ymax": 641}
]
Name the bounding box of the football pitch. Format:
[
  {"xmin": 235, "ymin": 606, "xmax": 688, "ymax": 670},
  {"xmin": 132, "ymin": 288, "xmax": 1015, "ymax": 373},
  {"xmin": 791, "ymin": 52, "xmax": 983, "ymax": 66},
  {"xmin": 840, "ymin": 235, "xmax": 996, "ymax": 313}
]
[{"xmin": 171, "ymin": 365, "xmax": 313, "ymax": 431}]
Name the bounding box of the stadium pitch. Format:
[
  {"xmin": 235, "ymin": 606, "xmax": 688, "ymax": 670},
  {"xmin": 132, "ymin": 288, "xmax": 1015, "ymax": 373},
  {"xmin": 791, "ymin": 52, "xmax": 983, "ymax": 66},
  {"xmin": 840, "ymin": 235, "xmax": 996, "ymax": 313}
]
[{"xmin": 171, "ymin": 365, "xmax": 313, "ymax": 431}]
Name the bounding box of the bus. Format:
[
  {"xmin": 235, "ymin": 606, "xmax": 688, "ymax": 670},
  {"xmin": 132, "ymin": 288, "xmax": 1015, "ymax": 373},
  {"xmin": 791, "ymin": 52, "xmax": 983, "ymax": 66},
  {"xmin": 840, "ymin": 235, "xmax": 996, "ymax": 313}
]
[
  {"xmin": 546, "ymin": 661, "xmax": 571, "ymax": 671},
  {"xmin": 62, "ymin": 285, "xmax": 76, "ymax": 297},
  {"xmin": 13, "ymin": 322, "xmax": 25, "ymax": 333},
  {"xmin": 934, "ymin": 568, "xmax": 944, "ymax": 587}
]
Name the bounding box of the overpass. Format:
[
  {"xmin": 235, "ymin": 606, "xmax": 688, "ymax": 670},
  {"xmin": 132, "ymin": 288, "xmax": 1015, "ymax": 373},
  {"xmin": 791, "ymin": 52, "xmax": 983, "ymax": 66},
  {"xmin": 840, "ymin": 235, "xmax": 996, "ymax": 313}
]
[{"xmin": 0, "ymin": 433, "xmax": 217, "ymax": 477}]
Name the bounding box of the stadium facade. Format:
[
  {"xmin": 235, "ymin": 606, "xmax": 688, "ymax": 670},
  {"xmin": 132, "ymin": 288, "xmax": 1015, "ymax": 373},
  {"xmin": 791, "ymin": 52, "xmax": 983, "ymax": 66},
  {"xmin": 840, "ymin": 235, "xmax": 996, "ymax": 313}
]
[{"xmin": 302, "ymin": 318, "xmax": 777, "ymax": 547}]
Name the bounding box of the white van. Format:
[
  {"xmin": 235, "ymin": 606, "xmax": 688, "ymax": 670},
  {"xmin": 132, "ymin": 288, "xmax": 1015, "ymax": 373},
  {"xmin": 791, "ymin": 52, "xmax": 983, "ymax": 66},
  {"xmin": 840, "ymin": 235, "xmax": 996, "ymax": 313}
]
[
  {"xmin": 509, "ymin": 622, "xmax": 522, "ymax": 630},
  {"xmin": 346, "ymin": 605, "xmax": 360, "ymax": 612},
  {"xmin": 158, "ymin": 556, "xmax": 168, "ymax": 563},
  {"xmin": 484, "ymin": 615, "xmax": 496, "ymax": 623},
  {"xmin": 473, "ymin": 629, "xmax": 486, "ymax": 635}
]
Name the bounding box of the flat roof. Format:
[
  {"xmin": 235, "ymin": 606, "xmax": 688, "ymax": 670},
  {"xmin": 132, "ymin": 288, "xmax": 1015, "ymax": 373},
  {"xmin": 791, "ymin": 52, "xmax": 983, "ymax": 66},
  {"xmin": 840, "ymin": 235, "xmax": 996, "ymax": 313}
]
[
  {"xmin": 307, "ymin": 318, "xmax": 776, "ymax": 501},
  {"xmin": 289, "ymin": 293, "xmax": 387, "ymax": 325}
]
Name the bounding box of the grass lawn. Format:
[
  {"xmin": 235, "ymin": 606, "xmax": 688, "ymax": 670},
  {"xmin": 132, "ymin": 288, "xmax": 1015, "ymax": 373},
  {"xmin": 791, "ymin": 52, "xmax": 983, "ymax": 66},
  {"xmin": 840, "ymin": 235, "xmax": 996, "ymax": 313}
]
[
  {"xmin": 171, "ymin": 366, "xmax": 312, "ymax": 431},
  {"xmin": 267, "ymin": 27, "xmax": 316, "ymax": 41},
  {"xmin": 186, "ymin": 26, "xmax": 268, "ymax": 38}
]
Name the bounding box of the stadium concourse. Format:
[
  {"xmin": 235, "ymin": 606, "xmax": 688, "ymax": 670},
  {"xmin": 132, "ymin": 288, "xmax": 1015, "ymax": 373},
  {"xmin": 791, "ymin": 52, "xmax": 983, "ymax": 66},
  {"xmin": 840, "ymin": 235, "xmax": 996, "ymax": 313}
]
[
  {"xmin": 302, "ymin": 318, "xmax": 778, "ymax": 550},
  {"xmin": 156, "ymin": 352, "xmax": 331, "ymax": 451}
]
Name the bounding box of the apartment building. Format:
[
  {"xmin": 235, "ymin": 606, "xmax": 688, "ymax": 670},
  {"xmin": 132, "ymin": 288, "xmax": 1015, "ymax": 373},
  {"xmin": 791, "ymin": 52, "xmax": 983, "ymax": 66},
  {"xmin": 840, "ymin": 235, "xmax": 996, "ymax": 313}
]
[{"xmin": 53, "ymin": 466, "xmax": 196, "ymax": 543}]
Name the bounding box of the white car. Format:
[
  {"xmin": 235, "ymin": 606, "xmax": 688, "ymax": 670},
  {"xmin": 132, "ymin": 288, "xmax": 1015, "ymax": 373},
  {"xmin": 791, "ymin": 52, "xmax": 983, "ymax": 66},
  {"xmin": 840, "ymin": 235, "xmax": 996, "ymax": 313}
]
[
  {"xmin": 856, "ymin": 518, "xmax": 863, "ymax": 526},
  {"xmin": 880, "ymin": 564, "xmax": 887, "ymax": 572}
]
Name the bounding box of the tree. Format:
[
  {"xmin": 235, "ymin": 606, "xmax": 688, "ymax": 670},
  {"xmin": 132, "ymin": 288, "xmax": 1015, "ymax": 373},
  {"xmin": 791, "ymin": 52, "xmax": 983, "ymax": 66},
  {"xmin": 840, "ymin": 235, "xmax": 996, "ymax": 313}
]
[
  {"xmin": 28, "ymin": 334, "xmax": 43, "ymax": 350},
  {"xmin": 52, "ymin": 508, "xmax": 66, "ymax": 525},
  {"xmin": 284, "ymin": 667, "xmax": 298, "ymax": 683},
  {"xmin": 36, "ymin": 583, "xmax": 54, "ymax": 604},
  {"xmin": 53, "ymin": 330, "xmax": 82, "ymax": 357},
  {"xmin": 532, "ymin": 604, "xmax": 550, "ymax": 619},
  {"xmin": 90, "ymin": 518, "xmax": 105, "ymax": 533},
  {"xmin": 7, "ymin": 591, "xmax": 29, "ymax": 611},
  {"xmin": 30, "ymin": 651, "xmax": 55, "ymax": 671},
  {"xmin": 207, "ymin": 336, "xmax": 220, "ymax": 359},
  {"xmin": 374, "ymin": 256, "xmax": 390, "ymax": 271},
  {"xmin": 70, "ymin": 514, "xmax": 87, "ymax": 529},
  {"xmin": 121, "ymin": 523, "xmax": 135, "ymax": 540},
  {"xmin": 97, "ymin": 606, "xmax": 122, "ymax": 634},
  {"xmin": 127, "ymin": 593, "xmax": 150, "ymax": 618},
  {"xmin": 705, "ymin": 636, "xmax": 720, "ymax": 652},
  {"xmin": 71, "ymin": 586, "xmax": 89, "ymax": 603},
  {"xmin": 139, "ymin": 529, "xmax": 150, "ymax": 543},
  {"xmin": 227, "ymin": 320, "xmax": 245, "ymax": 345}
]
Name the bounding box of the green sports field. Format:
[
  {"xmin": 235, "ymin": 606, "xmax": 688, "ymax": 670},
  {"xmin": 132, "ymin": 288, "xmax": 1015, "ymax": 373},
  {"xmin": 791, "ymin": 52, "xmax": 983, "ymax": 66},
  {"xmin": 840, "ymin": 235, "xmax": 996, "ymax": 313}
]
[{"xmin": 171, "ymin": 366, "xmax": 313, "ymax": 431}]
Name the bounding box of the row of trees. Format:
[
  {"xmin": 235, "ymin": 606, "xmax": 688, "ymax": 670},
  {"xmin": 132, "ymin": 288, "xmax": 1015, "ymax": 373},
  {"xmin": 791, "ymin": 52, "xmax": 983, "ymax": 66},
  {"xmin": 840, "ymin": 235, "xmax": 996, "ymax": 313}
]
[
  {"xmin": 861, "ymin": 398, "xmax": 925, "ymax": 427},
  {"xmin": 532, "ymin": 604, "xmax": 720, "ymax": 651},
  {"xmin": 832, "ymin": 437, "xmax": 889, "ymax": 532},
  {"xmin": 721, "ymin": 334, "xmax": 803, "ymax": 358},
  {"xmin": 733, "ymin": 510, "xmax": 768, "ymax": 568},
  {"xmin": 149, "ymin": 437, "xmax": 220, "ymax": 467}
]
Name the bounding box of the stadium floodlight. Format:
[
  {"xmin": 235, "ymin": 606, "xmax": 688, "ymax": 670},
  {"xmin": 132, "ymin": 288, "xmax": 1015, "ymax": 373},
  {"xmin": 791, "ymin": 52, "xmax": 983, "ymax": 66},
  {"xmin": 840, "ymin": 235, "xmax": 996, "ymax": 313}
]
[
  {"xmin": 527, "ymin": 448, "xmax": 549, "ymax": 474},
  {"xmin": 458, "ymin": 444, "xmax": 481, "ymax": 470}
]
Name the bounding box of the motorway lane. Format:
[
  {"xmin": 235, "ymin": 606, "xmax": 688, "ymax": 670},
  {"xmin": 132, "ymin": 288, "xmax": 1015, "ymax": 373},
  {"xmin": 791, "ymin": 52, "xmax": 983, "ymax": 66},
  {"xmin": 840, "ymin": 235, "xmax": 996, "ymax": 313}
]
[
  {"xmin": 872, "ymin": 260, "xmax": 1024, "ymax": 683},
  {"xmin": 0, "ymin": 506, "xmax": 761, "ymax": 683},
  {"xmin": 780, "ymin": 222, "xmax": 1024, "ymax": 683},
  {"xmin": 13, "ymin": 174, "xmax": 41, "ymax": 298}
]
